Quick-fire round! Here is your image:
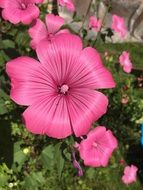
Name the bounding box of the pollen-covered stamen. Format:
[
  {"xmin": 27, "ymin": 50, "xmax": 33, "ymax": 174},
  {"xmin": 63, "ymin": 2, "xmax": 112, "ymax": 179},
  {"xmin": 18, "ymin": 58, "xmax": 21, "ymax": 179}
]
[
  {"xmin": 92, "ymin": 142, "xmax": 98, "ymax": 148},
  {"xmin": 21, "ymin": 3, "xmax": 27, "ymax": 10},
  {"xmin": 59, "ymin": 84, "xmax": 69, "ymax": 94}
]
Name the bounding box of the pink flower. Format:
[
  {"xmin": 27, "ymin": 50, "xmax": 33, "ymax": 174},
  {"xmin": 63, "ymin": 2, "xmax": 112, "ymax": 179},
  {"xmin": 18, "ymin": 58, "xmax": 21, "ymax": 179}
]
[
  {"xmin": 6, "ymin": 33, "xmax": 115, "ymax": 139},
  {"xmin": 78, "ymin": 126, "xmax": 118, "ymax": 167},
  {"xmin": 122, "ymin": 165, "xmax": 138, "ymax": 184},
  {"xmin": 29, "ymin": 14, "xmax": 69, "ymax": 49},
  {"xmin": 119, "ymin": 51, "xmax": 133, "ymax": 73},
  {"xmin": 0, "ymin": 0, "xmax": 44, "ymax": 25},
  {"xmin": 57, "ymin": 0, "xmax": 75, "ymax": 11},
  {"xmin": 111, "ymin": 15, "xmax": 127, "ymax": 38},
  {"xmin": 89, "ymin": 16, "xmax": 102, "ymax": 32}
]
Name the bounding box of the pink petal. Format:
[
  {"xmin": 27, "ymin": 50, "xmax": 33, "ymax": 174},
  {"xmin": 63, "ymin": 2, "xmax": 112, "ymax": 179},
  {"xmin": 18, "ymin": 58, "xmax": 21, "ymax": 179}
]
[
  {"xmin": 45, "ymin": 14, "xmax": 65, "ymax": 34},
  {"xmin": 111, "ymin": 14, "xmax": 127, "ymax": 38},
  {"xmin": 69, "ymin": 47, "xmax": 116, "ymax": 89},
  {"xmin": 58, "ymin": 0, "xmax": 75, "ymax": 11},
  {"xmin": 2, "ymin": 8, "xmax": 21, "ymax": 24},
  {"xmin": 33, "ymin": 0, "xmax": 44, "ymax": 3},
  {"xmin": 23, "ymin": 95, "xmax": 72, "ymax": 139},
  {"xmin": 0, "ymin": 0, "xmax": 5, "ymax": 8},
  {"xmin": 36, "ymin": 33, "xmax": 83, "ymax": 83},
  {"xmin": 79, "ymin": 126, "xmax": 117, "ymax": 167},
  {"xmin": 28, "ymin": 19, "xmax": 48, "ymax": 49},
  {"xmin": 20, "ymin": 4, "xmax": 39, "ymax": 25},
  {"xmin": 6, "ymin": 56, "xmax": 55, "ymax": 106},
  {"xmin": 68, "ymin": 89, "xmax": 108, "ymax": 137}
]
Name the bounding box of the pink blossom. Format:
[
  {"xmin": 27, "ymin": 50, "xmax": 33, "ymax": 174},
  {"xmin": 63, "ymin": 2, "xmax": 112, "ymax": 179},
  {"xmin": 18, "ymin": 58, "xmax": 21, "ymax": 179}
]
[
  {"xmin": 78, "ymin": 126, "xmax": 118, "ymax": 167},
  {"xmin": 57, "ymin": 0, "xmax": 75, "ymax": 11},
  {"xmin": 89, "ymin": 16, "xmax": 102, "ymax": 32},
  {"xmin": 0, "ymin": 0, "xmax": 44, "ymax": 25},
  {"xmin": 119, "ymin": 51, "xmax": 133, "ymax": 73},
  {"xmin": 122, "ymin": 165, "xmax": 138, "ymax": 184},
  {"xmin": 29, "ymin": 14, "xmax": 69, "ymax": 49},
  {"xmin": 6, "ymin": 33, "xmax": 115, "ymax": 139},
  {"xmin": 111, "ymin": 15, "xmax": 127, "ymax": 38}
]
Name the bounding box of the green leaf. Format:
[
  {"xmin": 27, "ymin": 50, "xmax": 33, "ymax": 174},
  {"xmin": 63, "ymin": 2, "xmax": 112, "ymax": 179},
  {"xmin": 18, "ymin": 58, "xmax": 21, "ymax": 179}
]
[
  {"xmin": 54, "ymin": 143, "xmax": 65, "ymax": 179},
  {"xmin": 13, "ymin": 141, "xmax": 27, "ymax": 168},
  {"xmin": 24, "ymin": 172, "xmax": 45, "ymax": 190},
  {"xmin": 2, "ymin": 40, "xmax": 15, "ymax": 49},
  {"xmin": 41, "ymin": 145, "xmax": 54, "ymax": 169}
]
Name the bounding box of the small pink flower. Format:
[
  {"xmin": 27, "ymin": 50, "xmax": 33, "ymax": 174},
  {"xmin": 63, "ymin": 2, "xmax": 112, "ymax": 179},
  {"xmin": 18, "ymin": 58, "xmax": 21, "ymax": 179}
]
[
  {"xmin": 89, "ymin": 16, "xmax": 102, "ymax": 32},
  {"xmin": 0, "ymin": 0, "xmax": 44, "ymax": 25},
  {"xmin": 6, "ymin": 33, "xmax": 115, "ymax": 139},
  {"xmin": 29, "ymin": 14, "xmax": 69, "ymax": 49},
  {"xmin": 119, "ymin": 51, "xmax": 133, "ymax": 73},
  {"xmin": 111, "ymin": 15, "xmax": 127, "ymax": 38},
  {"xmin": 78, "ymin": 126, "xmax": 118, "ymax": 167},
  {"xmin": 122, "ymin": 165, "xmax": 138, "ymax": 185},
  {"xmin": 57, "ymin": 0, "xmax": 75, "ymax": 11}
]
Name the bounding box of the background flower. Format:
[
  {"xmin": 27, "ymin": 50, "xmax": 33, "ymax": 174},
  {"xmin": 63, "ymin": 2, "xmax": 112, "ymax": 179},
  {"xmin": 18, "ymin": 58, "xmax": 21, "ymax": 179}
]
[
  {"xmin": 111, "ymin": 14, "xmax": 127, "ymax": 38},
  {"xmin": 122, "ymin": 165, "xmax": 138, "ymax": 184},
  {"xmin": 6, "ymin": 33, "xmax": 115, "ymax": 139},
  {"xmin": 78, "ymin": 126, "xmax": 118, "ymax": 167},
  {"xmin": 28, "ymin": 13, "xmax": 68, "ymax": 49},
  {"xmin": 57, "ymin": 0, "xmax": 75, "ymax": 11},
  {"xmin": 119, "ymin": 51, "xmax": 133, "ymax": 73},
  {"xmin": 89, "ymin": 16, "xmax": 102, "ymax": 32},
  {"xmin": 0, "ymin": 0, "xmax": 44, "ymax": 25}
]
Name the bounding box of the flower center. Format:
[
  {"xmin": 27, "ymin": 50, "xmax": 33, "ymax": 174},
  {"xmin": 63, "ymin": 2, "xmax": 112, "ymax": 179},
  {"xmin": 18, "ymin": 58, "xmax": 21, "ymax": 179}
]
[
  {"xmin": 92, "ymin": 142, "xmax": 98, "ymax": 148},
  {"xmin": 59, "ymin": 84, "xmax": 69, "ymax": 94},
  {"xmin": 21, "ymin": 3, "xmax": 27, "ymax": 10}
]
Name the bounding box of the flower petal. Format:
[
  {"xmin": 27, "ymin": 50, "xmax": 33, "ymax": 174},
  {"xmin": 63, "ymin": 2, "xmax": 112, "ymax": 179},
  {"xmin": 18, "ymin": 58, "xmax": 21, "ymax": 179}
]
[
  {"xmin": 23, "ymin": 96, "xmax": 72, "ymax": 139},
  {"xmin": 21, "ymin": 4, "xmax": 39, "ymax": 24},
  {"xmin": 45, "ymin": 14, "xmax": 65, "ymax": 34},
  {"xmin": 0, "ymin": 0, "xmax": 5, "ymax": 8},
  {"xmin": 2, "ymin": 8, "xmax": 21, "ymax": 24},
  {"xmin": 6, "ymin": 56, "xmax": 55, "ymax": 106},
  {"xmin": 36, "ymin": 33, "xmax": 83, "ymax": 84},
  {"xmin": 69, "ymin": 47, "xmax": 116, "ymax": 89},
  {"xmin": 28, "ymin": 19, "xmax": 47, "ymax": 49},
  {"xmin": 68, "ymin": 89, "xmax": 108, "ymax": 137}
]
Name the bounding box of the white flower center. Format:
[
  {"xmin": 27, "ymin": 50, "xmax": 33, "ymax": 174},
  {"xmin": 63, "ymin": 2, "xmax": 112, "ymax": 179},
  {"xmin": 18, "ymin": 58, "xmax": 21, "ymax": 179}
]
[
  {"xmin": 21, "ymin": 3, "xmax": 26, "ymax": 10},
  {"xmin": 60, "ymin": 84, "xmax": 69, "ymax": 94},
  {"xmin": 92, "ymin": 142, "xmax": 98, "ymax": 148}
]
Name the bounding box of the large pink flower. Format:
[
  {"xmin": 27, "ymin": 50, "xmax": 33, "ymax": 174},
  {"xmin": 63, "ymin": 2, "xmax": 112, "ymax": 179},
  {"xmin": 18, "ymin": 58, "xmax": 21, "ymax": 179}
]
[
  {"xmin": 119, "ymin": 51, "xmax": 133, "ymax": 73},
  {"xmin": 57, "ymin": 0, "xmax": 75, "ymax": 11},
  {"xmin": 29, "ymin": 14, "xmax": 68, "ymax": 49},
  {"xmin": 111, "ymin": 15, "xmax": 127, "ymax": 38},
  {"xmin": 6, "ymin": 33, "xmax": 115, "ymax": 139},
  {"xmin": 0, "ymin": 0, "xmax": 44, "ymax": 25},
  {"xmin": 78, "ymin": 126, "xmax": 118, "ymax": 167},
  {"xmin": 89, "ymin": 16, "xmax": 102, "ymax": 32},
  {"xmin": 122, "ymin": 165, "xmax": 138, "ymax": 184}
]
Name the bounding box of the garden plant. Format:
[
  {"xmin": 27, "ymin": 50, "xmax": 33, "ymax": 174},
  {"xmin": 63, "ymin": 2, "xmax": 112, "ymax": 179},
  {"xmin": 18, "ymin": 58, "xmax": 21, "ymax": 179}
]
[{"xmin": 0, "ymin": 0, "xmax": 143, "ymax": 189}]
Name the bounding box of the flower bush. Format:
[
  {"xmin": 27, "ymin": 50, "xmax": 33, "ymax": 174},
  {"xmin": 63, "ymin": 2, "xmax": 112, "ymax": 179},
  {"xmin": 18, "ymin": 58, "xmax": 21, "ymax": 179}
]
[{"xmin": 0, "ymin": 0, "xmax": 143, "ymax": 189}]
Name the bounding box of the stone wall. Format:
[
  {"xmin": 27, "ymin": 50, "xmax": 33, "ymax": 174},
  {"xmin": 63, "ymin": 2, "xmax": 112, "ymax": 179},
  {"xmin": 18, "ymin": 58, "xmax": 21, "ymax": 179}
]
[{"xmin": 57, "ymin": 0, "xmax": 143, "ymax": 42}]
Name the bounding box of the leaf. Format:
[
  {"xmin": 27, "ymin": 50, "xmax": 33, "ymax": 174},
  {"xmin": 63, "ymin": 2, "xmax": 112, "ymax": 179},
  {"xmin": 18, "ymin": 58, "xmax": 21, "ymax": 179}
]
[
  {"xmin": 41, "ymin": 145, "xmax": 54, "ymax": 169},
  {"xmin": 24, "ymin": 172, "xmax": 45, "ymax": 190},
  {"xmin": 13, "ymin": 141, "xmax": 27, "ymax": 168},
  {"xmin": 54, "ymin": 143, "xmax": 65, "ymax": 179},
  {"xmin": 2, "ymin": 39, "xmax": 15, "ymax": 49}
]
